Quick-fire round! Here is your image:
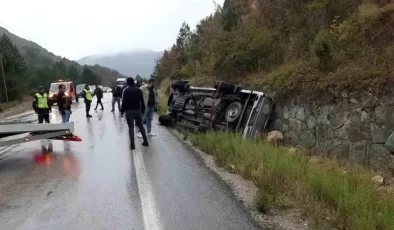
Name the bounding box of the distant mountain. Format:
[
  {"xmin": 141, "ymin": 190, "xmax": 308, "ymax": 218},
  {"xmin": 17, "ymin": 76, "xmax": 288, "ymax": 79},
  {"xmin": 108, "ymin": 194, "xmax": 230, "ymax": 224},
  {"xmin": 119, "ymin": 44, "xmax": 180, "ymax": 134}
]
[
  {"xmin": 0, "ymin": 26, "xmax": 126, "ymax": 86},
  {"xmin": 78, "ymin": 50, "xmax": 163, "ymax": 78},
  {"xmin": 0, "ymin": 26, "xmax": 62, "ymax": 68}
]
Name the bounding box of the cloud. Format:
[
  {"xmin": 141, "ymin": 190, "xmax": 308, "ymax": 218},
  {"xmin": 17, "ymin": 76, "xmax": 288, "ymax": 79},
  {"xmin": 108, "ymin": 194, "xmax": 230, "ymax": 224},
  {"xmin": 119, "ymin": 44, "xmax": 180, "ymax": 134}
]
[{"xmin": 0, "ymin": 0, "xmax": 223, "ymax": 60}]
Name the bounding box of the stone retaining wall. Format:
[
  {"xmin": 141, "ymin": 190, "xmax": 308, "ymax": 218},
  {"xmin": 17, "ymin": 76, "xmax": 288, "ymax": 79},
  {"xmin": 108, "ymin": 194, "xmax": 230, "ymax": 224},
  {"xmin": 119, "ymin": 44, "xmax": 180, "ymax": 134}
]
[{"xmin": 271, "ymin": 93, "xmax": 394, "ymax": 172}]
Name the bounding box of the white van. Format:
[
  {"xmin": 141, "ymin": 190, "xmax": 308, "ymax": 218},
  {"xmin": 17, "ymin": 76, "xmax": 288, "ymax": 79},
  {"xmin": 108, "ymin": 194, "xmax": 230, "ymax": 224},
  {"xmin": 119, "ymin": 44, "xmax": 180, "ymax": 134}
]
[
  {"xmin": 115, "ymin": 78, "xmax": 127, "ymax": 87},
  {"xmin": 115, "ymin": 78, "xmax": 136, "ymax": 87}
]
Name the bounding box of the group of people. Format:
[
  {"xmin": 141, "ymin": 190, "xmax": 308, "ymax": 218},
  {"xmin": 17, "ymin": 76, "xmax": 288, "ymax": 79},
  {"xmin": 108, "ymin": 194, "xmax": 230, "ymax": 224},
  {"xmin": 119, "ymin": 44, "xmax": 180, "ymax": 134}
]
[
  {"xmin": 33, "ymin": 84, "xmax": 105, "ymax": 122},
  {"xmin": 79, "ymin": 84, "xmax": 104, "ymax": 118},
  {"xmin": 115, "ymin": 77, "xmax": 158, "ymax": 149},
  {"xmin": 33, "ymin": 84, "xmax": 72, "ymax": 124},
  {"xmin": 32, "ymin": 77, "xmax": 158, "ymax": 150}
]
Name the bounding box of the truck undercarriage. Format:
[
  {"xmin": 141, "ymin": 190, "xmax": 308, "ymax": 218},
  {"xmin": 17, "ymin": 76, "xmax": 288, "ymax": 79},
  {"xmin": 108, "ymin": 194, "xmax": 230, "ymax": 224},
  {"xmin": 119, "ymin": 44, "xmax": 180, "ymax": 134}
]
[{"xmin": 159, "ymin": 80, "xmax": 273, "ymax": 139}]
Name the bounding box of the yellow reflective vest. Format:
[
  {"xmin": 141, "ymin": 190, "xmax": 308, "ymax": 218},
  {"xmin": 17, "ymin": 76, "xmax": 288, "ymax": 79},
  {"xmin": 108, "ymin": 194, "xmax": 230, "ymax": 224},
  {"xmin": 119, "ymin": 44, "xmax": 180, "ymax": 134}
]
[
  {"xmin": 83, "ymin": 89, "xmax": 92, "ymax": 101},
  {"xmin": 35, "ymin": 93, "xmax": 49, "ymax": 109}
]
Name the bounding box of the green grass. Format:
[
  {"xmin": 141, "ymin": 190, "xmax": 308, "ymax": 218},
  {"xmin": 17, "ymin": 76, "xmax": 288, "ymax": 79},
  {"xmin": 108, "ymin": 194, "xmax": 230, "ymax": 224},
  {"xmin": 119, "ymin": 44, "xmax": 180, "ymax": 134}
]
[
  {"xmin": 0, "ymin": 96, "xmax": 31, "ymax": 113},
  {"xmin": 191, "ymin": 132, "xmax": 394, "ymax": 229},
  {"xmin": 157, "ymin": 91, "xmax": 168, "ymax": 115},
  {"xmin": 0, "ymin": 100, "xmax": 19, "ymax": 112}
]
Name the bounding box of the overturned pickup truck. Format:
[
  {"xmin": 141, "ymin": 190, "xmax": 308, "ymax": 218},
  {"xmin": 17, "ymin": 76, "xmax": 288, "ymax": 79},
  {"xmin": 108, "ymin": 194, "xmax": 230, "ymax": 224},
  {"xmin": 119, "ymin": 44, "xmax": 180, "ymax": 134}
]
[{"xmin": 158, "ymin": 80, "xmax": 274, "ymax": 139}]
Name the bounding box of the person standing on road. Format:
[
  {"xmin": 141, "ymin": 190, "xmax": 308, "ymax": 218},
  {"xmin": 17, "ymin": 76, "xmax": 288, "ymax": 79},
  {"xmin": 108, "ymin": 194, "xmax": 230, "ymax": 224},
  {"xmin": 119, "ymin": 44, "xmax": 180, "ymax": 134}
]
[
  {"xmin": 111, "ymin": 83, "xmax": 122, "ymax": 112},
  {"xmin": 79, "ymin": 84, "xmax": 94, "ymax": 118},
  {"xmin": 57, "ymin": 84, "xmax": 72, "ymax": 123},
  {"xmin": 94, "ymin": 85, "xmax": 104, "ymax": 110},
  {"xmin": 32, "ymin": 86, "xmax": 52, "ymax": 124},
  {"xmin": 121, "ymin": 77, "xmax": 149, "ymax": 150},
  {"xmin": 137, "ymin": 78, "xmax": 159, "ymax": 137}
]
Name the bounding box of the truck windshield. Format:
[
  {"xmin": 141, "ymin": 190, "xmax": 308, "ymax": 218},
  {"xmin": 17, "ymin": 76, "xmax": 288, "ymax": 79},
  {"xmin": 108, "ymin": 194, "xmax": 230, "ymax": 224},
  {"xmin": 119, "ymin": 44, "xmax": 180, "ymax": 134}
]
[
  {"xmin": 50, "ymin": 83, "xmax": 70, "ymax": 91},
  {"xmin": 116, "ymin": 80, "xmax": 126, "ymax": 86}
]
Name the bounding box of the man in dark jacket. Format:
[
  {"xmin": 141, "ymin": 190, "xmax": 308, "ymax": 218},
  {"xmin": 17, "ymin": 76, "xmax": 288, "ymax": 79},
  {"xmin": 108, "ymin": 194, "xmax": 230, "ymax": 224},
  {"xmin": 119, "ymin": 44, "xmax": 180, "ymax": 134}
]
[
  {"xmin": 57, "ymin": 84, "xmax": 72, "ymax": 123},
  {"xmin": 32, "ymin": 86, "xmax": 52, "ymax": 123},
  {"xmin": 111, "ymin": 83, "xmax": 122, "ymax": 112},
  {"xmin": 121, "ymin": 77, "xmax": 148, "ymax": 149},
  {"xmin": 94, "ymin": 85, "xmax": 104, "ymax": 110}
]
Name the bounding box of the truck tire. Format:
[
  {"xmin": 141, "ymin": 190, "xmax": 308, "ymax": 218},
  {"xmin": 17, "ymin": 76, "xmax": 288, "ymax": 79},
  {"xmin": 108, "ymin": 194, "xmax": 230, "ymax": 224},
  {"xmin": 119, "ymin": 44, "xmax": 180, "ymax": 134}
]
[{"xmin": 225, "ymin": 101, "xmax": 243, "ymax": 124}]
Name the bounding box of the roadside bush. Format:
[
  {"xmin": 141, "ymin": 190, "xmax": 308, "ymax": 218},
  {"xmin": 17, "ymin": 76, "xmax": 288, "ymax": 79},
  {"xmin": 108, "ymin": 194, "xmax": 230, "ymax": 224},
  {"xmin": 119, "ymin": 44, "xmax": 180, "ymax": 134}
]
[{"xmin": 157, "ymin": 92, "xmax": 169, "ymax": 115}]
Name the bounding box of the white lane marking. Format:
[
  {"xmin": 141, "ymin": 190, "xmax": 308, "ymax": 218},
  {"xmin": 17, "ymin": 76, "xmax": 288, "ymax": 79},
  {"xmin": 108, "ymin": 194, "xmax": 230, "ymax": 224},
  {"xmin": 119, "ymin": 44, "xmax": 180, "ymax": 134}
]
[
  {"xmin": 0, "ymin": 145, "xmax": 13, "ymax": 156},
  {"xmin": 133, "ymin": 148, "xmax": 162, "ymax": 230}
]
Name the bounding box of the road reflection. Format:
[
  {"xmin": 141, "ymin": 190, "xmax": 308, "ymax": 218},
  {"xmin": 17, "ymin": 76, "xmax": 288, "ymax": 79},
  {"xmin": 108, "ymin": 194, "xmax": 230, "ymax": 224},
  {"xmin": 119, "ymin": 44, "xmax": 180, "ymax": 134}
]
[{"xmin": 33, "ymin": 150, "xmax": 80, "ymax": 178}]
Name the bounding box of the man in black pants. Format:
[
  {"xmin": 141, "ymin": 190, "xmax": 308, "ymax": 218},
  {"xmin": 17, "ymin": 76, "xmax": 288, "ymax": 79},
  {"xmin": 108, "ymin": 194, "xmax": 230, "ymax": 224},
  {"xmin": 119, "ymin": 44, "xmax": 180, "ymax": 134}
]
[
  {"xmin": 94, "ymin": 85, "xmax": 104, "ymax": 110},
  {"xmin": 121, "ymin": 77, "xmax": 148, "ymax": 150},
  {"xmin": 79, "ymin": 84, "xmax": 94, "ymax": 117},
  {"xmin": 32, "ymin": 86, "xmax": 51, "ymax": 123}
]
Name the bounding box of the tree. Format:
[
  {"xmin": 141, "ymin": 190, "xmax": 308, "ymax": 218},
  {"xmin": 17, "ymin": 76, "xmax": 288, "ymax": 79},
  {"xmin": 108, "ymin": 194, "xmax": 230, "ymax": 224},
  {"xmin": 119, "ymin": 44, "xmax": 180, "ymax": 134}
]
[
  {"xmin": 175, "ymin": 22, "xmax": 192, "ymax": 67},
  {"xmin": 221, "ymin": 0, "xmax": 242, "ymax": 31},
  {"xmin": 0, "ymin": 34, "xmax": 28, "ymax": 102},
  {"xmin": 151, "ymin": 60, "xmax": 159, "ymax": 80},
  {"xmin": 67, "ymin": 65, "xmax": 80, "ymax": 82},
  {"xmin": 82, "ymin": 66, "xmax": 101, "ymax": 85},
  {"xmin": 176, "ymin": 22, "xmax": 192, "ymax": 51},
  {"xmin": 53, "ymin": 60, "xmax": 67, "ymax": 77},
  {"xmin": 135, "ymin": 74, "xmax": 143, "ymax": 81},
  {"xmin": 31, "ymin": 67, "xmax": 58, "ymax": 88}
]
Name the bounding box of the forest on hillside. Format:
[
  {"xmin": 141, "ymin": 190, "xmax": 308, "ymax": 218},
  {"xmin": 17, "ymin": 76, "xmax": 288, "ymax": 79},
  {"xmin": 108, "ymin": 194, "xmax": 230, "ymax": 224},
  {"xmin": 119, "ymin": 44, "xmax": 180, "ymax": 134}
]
[
  {"xmin": 0, "ymin": 34, "xmax": 104, "ymax": 103},
  {"xmin": 153, "ymin": 0, "xmax": 394, "ymax": 100}
]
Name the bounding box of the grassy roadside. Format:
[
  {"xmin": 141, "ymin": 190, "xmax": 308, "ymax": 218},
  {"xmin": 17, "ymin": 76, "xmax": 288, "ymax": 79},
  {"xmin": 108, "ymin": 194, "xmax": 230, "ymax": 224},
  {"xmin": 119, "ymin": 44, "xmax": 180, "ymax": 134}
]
[
  {"xmin": 0, "ymin": 97, "xmax": 32, "ymax": 119},
  {"xmin": 190, "ymin": 132, "xmax": 394, "ymax": 229},
  {"xmin": 156, "ymin": 90, "xmax": 168, "ymax": 115}
]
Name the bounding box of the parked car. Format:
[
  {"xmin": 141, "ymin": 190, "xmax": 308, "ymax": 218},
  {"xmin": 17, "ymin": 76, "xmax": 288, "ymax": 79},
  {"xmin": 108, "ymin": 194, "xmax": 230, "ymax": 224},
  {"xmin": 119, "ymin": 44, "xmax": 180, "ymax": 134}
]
[
  {"xmin": 76, "ymin": 84, "xmax": 85, "ymax": 98},
  {"xmin": 158, "ymin": 80, "xmax": 273, "ymax": 139}
]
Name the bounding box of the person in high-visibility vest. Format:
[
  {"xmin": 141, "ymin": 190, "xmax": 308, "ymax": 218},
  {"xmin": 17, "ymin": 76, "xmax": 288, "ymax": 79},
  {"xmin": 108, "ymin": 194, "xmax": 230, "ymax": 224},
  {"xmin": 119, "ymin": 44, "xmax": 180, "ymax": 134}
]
[
  {"xmin": 32, "ymin": 86, "xmax": 52, "ymax": 123},
  {"xmin": 78, "ymin": 84, "xmax": 95, "ymax": 117}
]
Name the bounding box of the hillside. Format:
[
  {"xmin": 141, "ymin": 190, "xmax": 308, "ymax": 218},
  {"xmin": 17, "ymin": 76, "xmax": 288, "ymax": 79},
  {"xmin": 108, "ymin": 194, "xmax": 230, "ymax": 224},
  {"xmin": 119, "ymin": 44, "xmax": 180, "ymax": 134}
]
[
  {"xmin": 154, "ymin": 0, "xmax": 394, "ymax": 100},
  {"xmin": 78, "ymin": 50, "xmax": 162, "ymax": 78},
  {"xmin": 0, "ymin": 26, "xmax": 126, "ymax": 86}
]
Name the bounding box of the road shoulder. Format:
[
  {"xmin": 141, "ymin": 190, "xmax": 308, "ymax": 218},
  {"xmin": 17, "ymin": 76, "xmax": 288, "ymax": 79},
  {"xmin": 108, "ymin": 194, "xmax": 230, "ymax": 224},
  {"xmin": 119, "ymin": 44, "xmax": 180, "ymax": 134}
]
[
  {"xmin": 0, "ymin": 100, "xmax": 32, "ymax": 120},
  {"xmin": 168, "ymin": 128, "xmax": 310, "ymax": 230}
]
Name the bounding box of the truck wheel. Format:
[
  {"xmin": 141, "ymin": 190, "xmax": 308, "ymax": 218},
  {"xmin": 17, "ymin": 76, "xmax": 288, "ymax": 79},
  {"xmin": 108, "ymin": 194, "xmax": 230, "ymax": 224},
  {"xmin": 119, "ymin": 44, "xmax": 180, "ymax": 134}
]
[{"xmin": 225, "ymin": 101, "xmax": 243, "ymax": 124}]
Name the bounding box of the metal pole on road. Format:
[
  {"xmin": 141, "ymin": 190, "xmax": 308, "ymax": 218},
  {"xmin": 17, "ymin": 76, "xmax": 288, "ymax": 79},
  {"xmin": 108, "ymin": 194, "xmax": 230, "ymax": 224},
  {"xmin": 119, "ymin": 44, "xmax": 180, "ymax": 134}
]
[{"xmin": 0, "ymin": 53, "xmax": 9, "ymax": 103}]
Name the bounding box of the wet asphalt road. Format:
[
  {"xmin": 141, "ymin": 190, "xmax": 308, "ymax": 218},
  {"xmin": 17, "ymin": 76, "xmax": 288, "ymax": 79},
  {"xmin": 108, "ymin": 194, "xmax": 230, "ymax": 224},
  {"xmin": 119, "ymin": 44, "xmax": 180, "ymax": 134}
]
[{"xmin": 0, "ymin": 94, "xmax": 260, "ymax": 230}]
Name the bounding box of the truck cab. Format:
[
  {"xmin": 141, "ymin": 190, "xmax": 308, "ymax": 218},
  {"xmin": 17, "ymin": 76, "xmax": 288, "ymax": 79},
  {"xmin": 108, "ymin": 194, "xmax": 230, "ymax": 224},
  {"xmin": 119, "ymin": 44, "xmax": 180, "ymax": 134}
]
[
  {"xmin": 48, "ymin": 79, "xmax": 78, "ymax": 105},
  {"xmin": 115, "ymin": 78, "xmax": 127, "ymax": 87}
]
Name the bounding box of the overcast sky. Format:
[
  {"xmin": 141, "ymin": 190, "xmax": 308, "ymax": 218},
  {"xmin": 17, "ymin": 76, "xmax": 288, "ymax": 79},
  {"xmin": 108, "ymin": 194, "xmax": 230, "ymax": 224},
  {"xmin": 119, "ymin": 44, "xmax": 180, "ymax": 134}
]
[{"xmin": 0, "ymin": 0, "xmax": 224, "ymax": 60}]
